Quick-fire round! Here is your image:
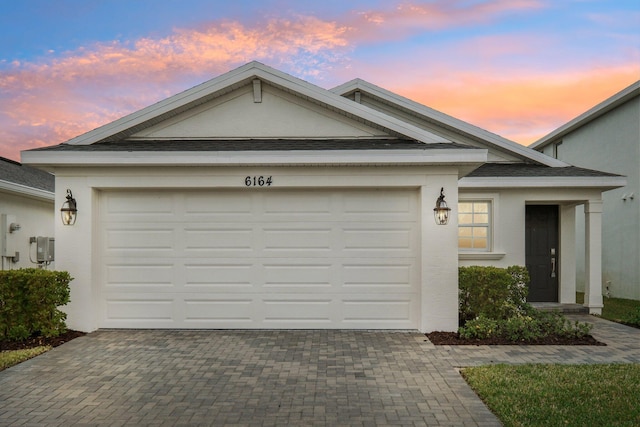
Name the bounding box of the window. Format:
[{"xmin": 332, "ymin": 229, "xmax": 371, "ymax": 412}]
[{"xmin": 458, "ymin": 201, "xmax": 490, "ymax": 251}]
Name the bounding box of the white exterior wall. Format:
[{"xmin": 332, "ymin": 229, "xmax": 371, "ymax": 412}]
[
  {"xmin": 0, "ymin": 191, "xmax": 54, "ymax": 270},
  {"xmin": 551, "ymin": 98, "xmax": 639, "ymax": 300},
  {"xmin": 458, "ymin": 187, "xmax": 602, "ymax": 303},
  {"xmin": 54, "ymin": 165, "xmax": 461, "ymax": 333}
]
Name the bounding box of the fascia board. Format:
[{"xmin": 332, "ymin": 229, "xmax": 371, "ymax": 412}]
[
  {"xmin": 63, "ymin": 61, "xmax": 449, "ymax": 146},
  {"xmin": 530, "ymin": 80, "xmax": 640, "ymax": 150},
  {"xmin": 332, "ymin": 79, "xmax": 569, "ymax": 168},
  {"xmin": 0, "ymin": 180, "xmax": 55, "ymax": 201},
  {"xmin": 459, "ymin": 176, "xmax": 627, "ymax": 190},
  {"xmin": 22, "ymin": 148, "xmax": 487, "ymax": 167}
]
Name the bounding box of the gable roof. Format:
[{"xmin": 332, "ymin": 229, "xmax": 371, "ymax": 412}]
[
  {"xmin": 61, "ymin": 61, "xmax": 450, "ymax": 147},
  {"xmin": 530, "ymin": 80, "xmax": 640, "ymax": 150},
  {"xmin": 0, "ymin": 157, "xmax": 54, "ymax": 200},
  {"xmin": 331, "ymin": 78, "xmax": 568, "ymax": 168}
]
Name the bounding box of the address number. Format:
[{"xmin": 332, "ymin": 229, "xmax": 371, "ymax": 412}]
[{"xmin": 245, "ymin": 176, "xmax": 273, "ymax": 187}]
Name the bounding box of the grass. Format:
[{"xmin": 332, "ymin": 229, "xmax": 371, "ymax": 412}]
[
  {"xmin": 577, "ymin": 292, "xmax": 640, "ymax": 325},
  {"xmin": 462, "ymin": 364, "xmax": 640, "ymax": 427},
  {"xmin": 0, "ymin": 346, "xmax": 51, "ymax": 372}
]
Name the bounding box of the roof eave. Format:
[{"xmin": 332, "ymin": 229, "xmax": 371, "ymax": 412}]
[
  {"xmin": 21, "ymin": 148, "xmax": 488, "ymax": 169},
  {"xmin": 459, "ymin": 176, "xmax": 627, "ymax": 191},
  {"xmin": 332, "ymin": 79, "xmax": 570, "ymax": 168},
  {"xmin": 0, "ymin": 180, "xmax": 55, "ymax": 201}
]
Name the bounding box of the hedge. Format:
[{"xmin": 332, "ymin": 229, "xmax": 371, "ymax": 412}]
[
  {"xmin": 0, "ymin": 269, "xmax": 72, "ymax": 341},
  {"xmin": 459, "ymin": 265, "xmax": 530, "ymax": 323}
]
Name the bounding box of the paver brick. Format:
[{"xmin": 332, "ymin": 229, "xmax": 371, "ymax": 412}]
[{"xmin": 0, "ymin": 315, "xmax": 638, "ymax": 426}]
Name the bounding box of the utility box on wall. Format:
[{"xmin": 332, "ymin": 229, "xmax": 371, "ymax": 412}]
[
  {"xmin": 31, "ymin": 236, "xmax": 55, "ymax": 263},
  {"xmin": 1, "ymin": 214, "xmax": 20, "ymax": 258}
]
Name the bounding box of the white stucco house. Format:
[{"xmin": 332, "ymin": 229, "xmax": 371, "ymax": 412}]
[
  {"xmin": 21, "ymin": 62, "xmax": 625, "ymax": 332},
  {"xmin": 1, "ymin": 157, "xmax": 55, "ymax": 270},
  {"xmin": 531, "ymin": 81, "xmax": 639, "ymax": 301}
]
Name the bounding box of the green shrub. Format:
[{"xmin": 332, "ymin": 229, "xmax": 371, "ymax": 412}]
[
  {"xmin": 459, "ymin": 265, "xmax": 531, "ymax": 323},
  {"xmin": 457, "ymin": 265, "xmax": 592, "ymax": 342},
  {"xmin": 0, "ymin": 269, "xmax": 72, "ymax": 341},
  {"xmin": 458, "ymin": 315, "xmax": 499, "ymax": 340}
]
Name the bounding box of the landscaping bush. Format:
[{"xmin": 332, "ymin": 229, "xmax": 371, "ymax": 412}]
[
  {"xmin": 0, "ymin": 269, "xmax": 72, "ymax": 341},
  {"xmin": 459, "ymin": 265, "xmax": 530, "ymax": 323},
  {"xmin": 458, "ymin": 265, "xmax": 593, "ymax": 342}
]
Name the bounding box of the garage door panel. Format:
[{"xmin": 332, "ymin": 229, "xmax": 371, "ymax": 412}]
[
  {"xmin": 262, "ymin": 263, "xmax": 333, "ymax": 287},
  {"xmin": 343, "ymin": 192, "xmax": 413, "ymax": 213},
  {"xmin": 184, "ymin": 192, "xmax": 252, "ymax": 215},
  {"xmin": 106, "ymin": 264, "xmax": 175, "ymax": 287},
  {"xmin": 105, "ymin": 298, "xmax": 175, "ymax": 321},
  {"xmin": 342, "ymin": 263, "xmax": 414, "ymax": 287},
  {"xmin": 106, "ymin": 228, "xmax": 174, "ymax": 251},
  {"xmin": 184, "ymin": 227, "xmax": 253, "ymax": 251},
  {"xmin": 262, "ymin": 298, "xmax": 333, "ymax": 323},
  {"xmin": 106, "ymin": 193, "xmax": 176, "ymax": 217},
  {"xmin": 184, "ymin": 263, "xmax": 254, "ymax": 287},
  {"xmin": 262, "ymin": 227, "xmax": 332, "ymax": 250},
  {"xmin": 342, "ymin": 228, "xmax": 414, "ymax": 252},
  {"xmin": 342, "ymin": 299, "xmax": 415, "ymax": 322},
  {"xmin": 264, "ymin": 193, "xmax": 332, "ymax": 215},
  {"xmin": 183, "ymin": 299, "xmax": 254, "ymax": 322},
  {"xmin": 99, "ymin": 189, "xmax": 420, "ymax": 329}
]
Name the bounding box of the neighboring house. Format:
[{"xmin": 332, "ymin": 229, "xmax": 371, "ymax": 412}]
[
  {"xmin": 21, "ymin": 62, "xmax": 625, "ymax": 333},
  {"xmin": 530, "ymin": 81, "xmax": 640, "ymax": 301},
  {"xmin": 0, "ymin": 156, "xmax": 55, "ymax": 270}
]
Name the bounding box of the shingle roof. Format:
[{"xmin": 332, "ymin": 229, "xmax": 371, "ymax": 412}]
[
  {"xmin": 0, "ymin": 157, "xmax": 54, "ymax": 192},
  {"xmin": 467, "ymin": 163, "xmax": 622, "ymax": 178},
  {"xmin": 29, "ymin": 139, "xmax": 478, "ymax": 152}
]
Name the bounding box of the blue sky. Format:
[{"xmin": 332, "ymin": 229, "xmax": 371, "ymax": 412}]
[{"xmin": 1, "ymin": 0, "xmax": 638, "ymax": 161}]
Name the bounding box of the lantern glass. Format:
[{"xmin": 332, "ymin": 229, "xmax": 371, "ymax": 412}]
[
  {"xmin": 61, "ymin": 190, "xmax": 77, "ymax": 226},
  {"xmin": 433, "ymin": 187, "xmax": 451, "ymax": 225}
]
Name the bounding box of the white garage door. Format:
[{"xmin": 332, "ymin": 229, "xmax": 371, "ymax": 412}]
[{"xmin": 99, "ymin": 189, "xmax": 420, "ymax": 329}]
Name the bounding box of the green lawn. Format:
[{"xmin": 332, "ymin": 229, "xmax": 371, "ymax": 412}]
[
  {"xmin": 577, "ymin": 292, "xmax": 640, "ymax": 325},
  {"xmin": 462, "ymin": 364, "xmax": 640, "ymax": 427},
  {"xmin": 0, "ymin": 346, "xmax": 51, "ymax": 371}
]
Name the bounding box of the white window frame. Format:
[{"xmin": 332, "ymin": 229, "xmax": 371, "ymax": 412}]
[{"xmin": 458, "ymin": 193, "xmax": 504, "ymax": 260}]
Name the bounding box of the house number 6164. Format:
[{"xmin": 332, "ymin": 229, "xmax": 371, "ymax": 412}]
[{"xmin": 245, "ymin": 176, "xmax": 273, "ymax": 187}]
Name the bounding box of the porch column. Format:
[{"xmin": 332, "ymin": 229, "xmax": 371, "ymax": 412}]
[
  {"xmin": 584, "ymin": 200, "xmax": 603, "ymax": 314},
  {"xmin": 559, "ymin": 205, "xmax": 576, "ymax": 303}
]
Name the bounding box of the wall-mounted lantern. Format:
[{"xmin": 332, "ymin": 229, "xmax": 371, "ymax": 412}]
[
  {"xmin": 60, "ymin": 189, "xmax": 77, "ymax": 226},
  {"xmin": 433, "ymin": 187, "xmax": 451, "ymax": 225}
]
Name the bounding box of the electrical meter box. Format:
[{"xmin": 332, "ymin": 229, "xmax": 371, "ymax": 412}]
[
  {"xmin": 36, "ymin": 237, "xmax": 55, "ymax": 263},
  {"xmin": 1, "ymin": 214, "xmax": 18, "ymax": 257}
]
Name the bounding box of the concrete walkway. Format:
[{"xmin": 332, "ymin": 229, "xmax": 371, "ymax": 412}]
[{"xmin": 0, "ymin": 315, "xmax": 638, "ymax": 426}]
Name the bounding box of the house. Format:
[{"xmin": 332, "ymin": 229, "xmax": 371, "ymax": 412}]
[
  {"xmin": 21, "ymin": 62, "xmax": 625, "ymax": 332},
  {"xmin": 530, "ymin": 81, "xmax": 640, "ymax": 301},
  {"xmin": 0, "ymin": 157, "xmax": 55, "ymax": 270}
]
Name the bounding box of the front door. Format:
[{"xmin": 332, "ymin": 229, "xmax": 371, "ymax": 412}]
[{"xmin": 525, "ymin": 205, "xmax": 559, "ymax": 302}]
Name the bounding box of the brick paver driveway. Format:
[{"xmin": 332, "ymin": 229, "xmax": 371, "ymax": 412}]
[
  {"xmin": 1, "ymin": 315, "xmax": 638, "ymax": 426},
  {"xmin": 0, "ymin": 330, "xmax": 497, "ymax": 426}
]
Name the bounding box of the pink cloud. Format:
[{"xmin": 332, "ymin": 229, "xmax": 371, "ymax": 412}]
[
  {"xmin": 347, "ymin": 0, "xmax": 545, "ymax": 42},
  {"xmin": 0, "ymin": 16, "xmax": 351, "ymax": 161}
]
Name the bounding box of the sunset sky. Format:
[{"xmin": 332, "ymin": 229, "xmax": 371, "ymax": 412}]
[{"xmin": 1, "ymin": 0, "xmax": 638, "ymax": 162}]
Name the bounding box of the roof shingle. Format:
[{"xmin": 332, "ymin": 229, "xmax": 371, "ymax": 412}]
[{"xmin": 0, "ymin": 157, "xmax": 54, "ymax": 192}]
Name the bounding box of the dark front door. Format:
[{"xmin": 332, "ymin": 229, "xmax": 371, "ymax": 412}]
[{"xmin": 525, "ymin": 205, "xmax": 559, "ymax": 302}]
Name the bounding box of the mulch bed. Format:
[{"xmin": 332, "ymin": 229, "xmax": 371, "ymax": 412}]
[
  {"xmin": 2, "ymin": 330, "xmax": 609, "ymax": 350},
  {"xmin": 0, "ymin": 330, "xmax": 86, "ymax": 352},
  {"xmin": 426, "ymin": 331, "xmax": 606, "ymax": 346}
]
